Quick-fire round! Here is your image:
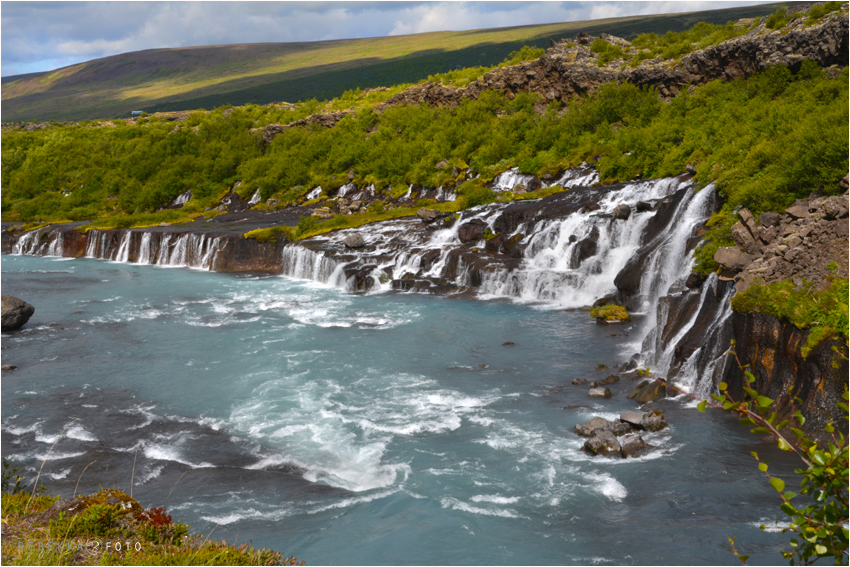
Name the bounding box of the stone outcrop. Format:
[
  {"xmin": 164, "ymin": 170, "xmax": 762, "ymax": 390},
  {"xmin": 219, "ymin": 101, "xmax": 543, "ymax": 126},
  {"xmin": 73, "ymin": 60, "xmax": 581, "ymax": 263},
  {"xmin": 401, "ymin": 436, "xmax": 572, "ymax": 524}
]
[
  {"xmin": 712, "ymin": 192, "xmax": 849, "ymax": 293},
  {"xmin": 1, "ymin": 295, "xmax": 35, "ymax": 331},
  {"xmin": 258, "ymin": 9, "xmax": 848, "ymax": 143}
]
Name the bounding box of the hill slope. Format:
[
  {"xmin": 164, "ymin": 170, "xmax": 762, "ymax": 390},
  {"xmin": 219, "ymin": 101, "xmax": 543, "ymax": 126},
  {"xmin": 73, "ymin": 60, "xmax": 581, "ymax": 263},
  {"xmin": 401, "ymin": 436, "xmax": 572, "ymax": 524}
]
[{"xmin": 2, "ymin": 2, "xmax": 795, "ymax": 122}]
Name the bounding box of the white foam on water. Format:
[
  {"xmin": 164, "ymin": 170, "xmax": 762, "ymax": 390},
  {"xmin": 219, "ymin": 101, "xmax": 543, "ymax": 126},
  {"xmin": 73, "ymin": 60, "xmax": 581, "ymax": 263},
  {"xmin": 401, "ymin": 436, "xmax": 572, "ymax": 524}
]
[
  {"xmin": 470, "ymin": 494, "xmax": 520, "ymax": 504},
  {"xmin": 135, "ymin": 464, "xmax": 165, "ymax": 485},
  {"xmin": 142, "ymin": 441, "xmax": 214, "ymax": 469},
  {"xmin": 590, "ymin": 472, "xmax": 627, "ymax": 501},
  {"xmin": 440, "ymin": 497, "xmax": 521, "ymax": 519},
  {"xmin": 306, "ymin": 487, "xmax": 401, "ymax": 514}
]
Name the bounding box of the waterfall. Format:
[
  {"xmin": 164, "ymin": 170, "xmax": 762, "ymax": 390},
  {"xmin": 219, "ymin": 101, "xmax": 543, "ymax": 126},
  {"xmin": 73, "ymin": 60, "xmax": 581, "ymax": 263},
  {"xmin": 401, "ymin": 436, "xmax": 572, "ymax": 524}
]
[
  {"xmin": 248, "ymin": 189, "xmax": 262, "ymax": 206},
  {"xmin": 280, "ymin": 245, "xmax": 348, "ymax": 288},
  {"xmin": 478, "ymin": 177, "xmax": 705, "ymax": 307},
  {"xmin": 138, "ymin": 233, "xmax": 154, "ymax": 264},
  {"xmin": 11, "ymin": 228, "xmax": 55, "ymax": 256},
  {"xmin": 114, "ymin": 232, "xmax": 132, "ymax": 263}
]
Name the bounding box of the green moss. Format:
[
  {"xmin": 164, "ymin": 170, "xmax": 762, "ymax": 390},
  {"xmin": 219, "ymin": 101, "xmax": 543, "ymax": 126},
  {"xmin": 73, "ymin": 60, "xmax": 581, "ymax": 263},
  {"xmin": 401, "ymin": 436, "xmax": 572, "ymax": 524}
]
[
  {"xmin": 731, "ymin": 277, "xmax": 849, "ymax": 358},
  {"xmin": 590, "ymin": 304, "xmax": 631, "ymax": 321}
]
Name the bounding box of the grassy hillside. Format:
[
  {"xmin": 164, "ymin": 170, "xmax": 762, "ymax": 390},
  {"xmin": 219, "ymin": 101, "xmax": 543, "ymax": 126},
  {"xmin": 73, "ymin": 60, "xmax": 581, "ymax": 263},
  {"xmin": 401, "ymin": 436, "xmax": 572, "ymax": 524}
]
[{"xmin": 2, "ymin": 2, "xmax": 797, "ymax": 122}]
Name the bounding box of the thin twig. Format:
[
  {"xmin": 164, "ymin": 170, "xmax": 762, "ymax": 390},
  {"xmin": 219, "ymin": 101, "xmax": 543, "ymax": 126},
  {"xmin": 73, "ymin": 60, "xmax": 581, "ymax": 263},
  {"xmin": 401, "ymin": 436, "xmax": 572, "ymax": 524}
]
[
  {"xmin": 73, "ymin": 460, "xmax": 97, "ymax": 498},
  {"xmin": 28, "ymin": 418, "xmax": 79, "ymax": 513},
  {"xmin": 165, "ymin": 470, "xmax": 189, "ymax": 508},
  {"xmin": 130, "ymin": 441, "xmax": 141, "ymax": 498}
]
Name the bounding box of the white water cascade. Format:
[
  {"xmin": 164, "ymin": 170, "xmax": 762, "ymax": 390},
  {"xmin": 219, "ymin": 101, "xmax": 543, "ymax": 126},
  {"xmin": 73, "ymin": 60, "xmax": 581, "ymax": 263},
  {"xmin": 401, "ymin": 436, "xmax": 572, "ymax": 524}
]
[
  {"xmin": 11, "ymin": 227, "xmax": 64, "ymax": 257},
  {"xmin": 77, "ymin": 229, "xmax": 224, "ymax": 270}
]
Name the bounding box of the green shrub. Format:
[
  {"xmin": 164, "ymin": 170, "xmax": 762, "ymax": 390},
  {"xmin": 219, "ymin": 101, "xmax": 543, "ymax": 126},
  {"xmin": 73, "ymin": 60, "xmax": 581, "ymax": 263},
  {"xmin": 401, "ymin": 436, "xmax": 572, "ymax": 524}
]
[{"xmin": 497, "ymin": 45, "xmax": 545, "ymax": 67}]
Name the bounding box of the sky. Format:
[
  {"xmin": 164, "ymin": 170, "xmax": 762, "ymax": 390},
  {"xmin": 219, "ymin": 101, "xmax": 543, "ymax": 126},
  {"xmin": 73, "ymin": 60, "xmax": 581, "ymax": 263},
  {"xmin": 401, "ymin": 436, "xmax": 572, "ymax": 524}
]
[{"xmin": 1, "ymin": 1, "xmax": 777, "ymax": 77}]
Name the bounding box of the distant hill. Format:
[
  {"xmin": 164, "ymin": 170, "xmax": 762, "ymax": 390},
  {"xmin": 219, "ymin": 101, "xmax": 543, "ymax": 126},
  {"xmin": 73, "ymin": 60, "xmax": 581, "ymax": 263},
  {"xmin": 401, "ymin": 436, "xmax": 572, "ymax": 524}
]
[{"xmin": 1, "ymin": 2, "xmax": 797, "ymax": 122}]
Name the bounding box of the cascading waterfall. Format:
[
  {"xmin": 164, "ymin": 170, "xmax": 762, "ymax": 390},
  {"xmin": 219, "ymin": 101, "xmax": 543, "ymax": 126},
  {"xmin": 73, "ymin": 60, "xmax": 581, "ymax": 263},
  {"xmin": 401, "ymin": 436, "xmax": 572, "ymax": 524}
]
[
  {"xmin": 11, "ymin": 228, "xmax": 55, "ymax": 256},
  {"xmin": 280, "ymin": 245, "xmax": 349, "ymax": 288},
  {"xmin": 478, "ymin": 177, "xmax": 707, "ymax": 308},
  {"xmin": 73, "ymin": 229, "xmax": 224, "ymax": 270}
]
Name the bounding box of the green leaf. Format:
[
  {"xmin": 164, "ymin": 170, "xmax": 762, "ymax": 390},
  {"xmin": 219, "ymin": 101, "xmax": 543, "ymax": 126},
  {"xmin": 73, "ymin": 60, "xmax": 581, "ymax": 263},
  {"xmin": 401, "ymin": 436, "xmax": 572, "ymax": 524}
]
[
  {"xmin": 770, "ymin": 477, "xmax": 785, "ymax": 493},
  {"xmin": 744, "ymin": 371, "xmax": 755, "ymax": 384},
  {"xmin": 790, "ymin": 427, "xmax": 807, "ymax": 440},
  {"xmin": 697, "ymin": 400, "xmax": 707, "ymax": 413},
  {"xmin": 766, "ymin": 412, "xmax": 777, "ymax": 425},
  {"xmin": 777, "ymin": 438, "xmax": 791, "ymax": 451},
  {"xmin": 751, "ymin": 426, "xmax": 770, "ymax": 434},
  {"xmin": 738, "ymin": 556, "xmax": 749, "ymax": 562},
  {"xmin": 815, "ymin": 544, "xmax": 827, "ymax": 555},
  {"xmin": 758, "ymin": 462, "xmax": 768, "ymax": 472},
  {"xmin": 780, "ymin": 502, "xmax": 796, "ymax": 515},
  {"xmin": 756, "ymin": 395, "xmax": 774, "ymax": 407},
  {"xmin": 750, "ymin": 451, "xmax": 758, "ymax": 459},
  {"xmin": 812, "ymin": 452, "xmax": 826, "ymax": 466},
  {"xmin": 711, "ymin": 394, "xmax": 726, "ymax": 403},
  {"xmin": 718, "ymin": 381, "xmax": 728, "ymax": 391},
  {"xmin": 782, "ymin": 491, "xmax": 796, "ymax": 500},
  {"xmin": 723, "ymin": 401, "xmax": 736, "ymax": 410},
  {"xmin": 775, "ymin": 419, "xmax": 789, "ymax": 430},
  {"xmin": 743, "ymin": 386, "xmax": 759, "ymax": 398},
  {"xmin": 825, "ymin": 422, "xmax": 834, "ymax": 433}
]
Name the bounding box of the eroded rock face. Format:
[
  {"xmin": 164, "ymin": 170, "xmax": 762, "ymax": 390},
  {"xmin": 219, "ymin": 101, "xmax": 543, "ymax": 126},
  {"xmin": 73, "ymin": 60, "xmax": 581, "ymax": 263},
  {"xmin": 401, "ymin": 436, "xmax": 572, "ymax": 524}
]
[
  {"xmin": 1, "ymin": 295, "xmax": 34, "ymax": 331},
  {"xmin": 727, "ymin": 312, "xmax": 847, "ymax": 441}
]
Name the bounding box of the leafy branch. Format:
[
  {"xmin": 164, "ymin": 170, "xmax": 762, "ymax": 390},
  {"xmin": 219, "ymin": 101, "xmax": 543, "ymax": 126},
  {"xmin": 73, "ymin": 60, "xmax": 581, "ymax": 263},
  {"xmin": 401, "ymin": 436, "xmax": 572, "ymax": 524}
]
[{"xmin": 651, "ymin": 343, "xmax": 849, "ymax": 565}]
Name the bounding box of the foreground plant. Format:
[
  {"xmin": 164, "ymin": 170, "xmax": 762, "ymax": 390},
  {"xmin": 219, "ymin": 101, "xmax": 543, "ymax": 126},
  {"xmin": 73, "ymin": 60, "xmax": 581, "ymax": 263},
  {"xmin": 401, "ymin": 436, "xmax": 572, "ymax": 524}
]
[
  {"xmin": 662, "ymin": 347, "xmax": 848, "ymax": 565},
  {"xmin": 0, "ymin": 488, "xmax": 303, "ymax": 566}
]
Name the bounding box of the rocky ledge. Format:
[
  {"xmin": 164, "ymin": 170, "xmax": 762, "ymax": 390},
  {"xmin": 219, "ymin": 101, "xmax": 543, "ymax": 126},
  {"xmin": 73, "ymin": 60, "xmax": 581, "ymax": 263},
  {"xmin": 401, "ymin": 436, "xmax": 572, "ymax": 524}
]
[{"xmin": 714, "ymin": 184, "xmax": 849, "ymax": 293}]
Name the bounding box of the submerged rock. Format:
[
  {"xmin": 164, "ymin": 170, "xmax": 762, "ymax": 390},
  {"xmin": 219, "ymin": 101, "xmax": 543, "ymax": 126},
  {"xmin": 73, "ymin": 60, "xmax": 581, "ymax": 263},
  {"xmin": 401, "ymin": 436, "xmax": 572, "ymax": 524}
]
[
  {"xmin": 571, "ymin": 378, "xmax": 589, "ymax": 385},
  {"xmin": 1, "ymin": 296, "xmax": 34, "ymax": 331}
]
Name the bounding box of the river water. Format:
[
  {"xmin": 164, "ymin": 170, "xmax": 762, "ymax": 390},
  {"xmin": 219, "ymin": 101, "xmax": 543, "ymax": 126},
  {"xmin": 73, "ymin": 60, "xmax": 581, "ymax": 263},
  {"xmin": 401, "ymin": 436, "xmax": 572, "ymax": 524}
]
[{"xmin": 2, "ymin": 253, "xmax": 799, "ymax": 565}]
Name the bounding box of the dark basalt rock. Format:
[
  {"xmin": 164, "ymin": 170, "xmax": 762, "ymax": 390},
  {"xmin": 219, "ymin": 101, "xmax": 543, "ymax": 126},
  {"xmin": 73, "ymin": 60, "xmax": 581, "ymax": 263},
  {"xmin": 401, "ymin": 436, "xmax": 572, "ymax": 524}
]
[
  {"xmin": 570, "ymin": 226, "xmax": 599, "ymax": 268},
  {"xmin": 458, "ymin": 219, "xmax": 486, "ymax": 243},
  {"xmin": 725, "ymin": 312, "xmax": 848, "ymax": 442},
  {"xmin": 1, "ymin": 295, "xmax": 35, "ymax": 331}
]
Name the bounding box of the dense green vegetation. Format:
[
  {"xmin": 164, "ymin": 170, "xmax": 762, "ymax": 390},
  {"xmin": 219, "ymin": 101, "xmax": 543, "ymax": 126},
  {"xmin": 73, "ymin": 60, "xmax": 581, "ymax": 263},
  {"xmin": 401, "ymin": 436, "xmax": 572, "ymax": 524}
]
[
  {"xmin": 731, "ymin": 276, "xmax": 849, "ymax": 357},
  {"xmin": 4, "ymin": 59, "xmax": 846, "ymax": 248}
]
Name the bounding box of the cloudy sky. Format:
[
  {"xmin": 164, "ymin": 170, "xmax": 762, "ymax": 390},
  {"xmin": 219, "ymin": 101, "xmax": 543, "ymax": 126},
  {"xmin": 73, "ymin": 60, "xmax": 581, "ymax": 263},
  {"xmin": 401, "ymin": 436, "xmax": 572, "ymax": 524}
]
[{"xmin": 2, "ymin": 1, "xmax": 775, "ymax": 77}]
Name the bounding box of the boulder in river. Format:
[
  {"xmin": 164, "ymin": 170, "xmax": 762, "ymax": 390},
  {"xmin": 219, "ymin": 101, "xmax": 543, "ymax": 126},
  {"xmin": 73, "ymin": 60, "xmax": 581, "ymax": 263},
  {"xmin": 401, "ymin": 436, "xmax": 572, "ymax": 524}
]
[
  {"xmin": 627, "ymin": 380, "xmax": 667, "ymax": 403},
  {"xmin": 417, "ymin": 208, "xmax": 439, "ymax": 222},
  {"xmin": 571, "ymin": 378, "xmax": 588, "ymax": 385},
  {"xmin": 588, "ymin": 387, "xmax": 612, "ymax": 398},
  {"xmin": 613, "ymin": 204, "xmax": 631, "ymax": 220},
  {"xmin": 1, "ymin": 295, "xmax": 34, "ymax": 331},
  {"xmin": 620, "ymin": 433, "xmax": 651, "ymax": 458},
  {"xmin": 583, "ymin": 430, "xmax": 621, "ymax": 456},
  {"xmin": 641, "ymin": 410, "xmax": 668, "ymax": 432},
  {"xmin": 343, "ymin": 232, "xmax": 366, "ymax": 248},
  {"xmin": 619, "ymin": 410, "xmax": 647, "ymax": 428},
  {"xmin": 575, "ymin": 417, "xmax": 613, "ymax": 437}
]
